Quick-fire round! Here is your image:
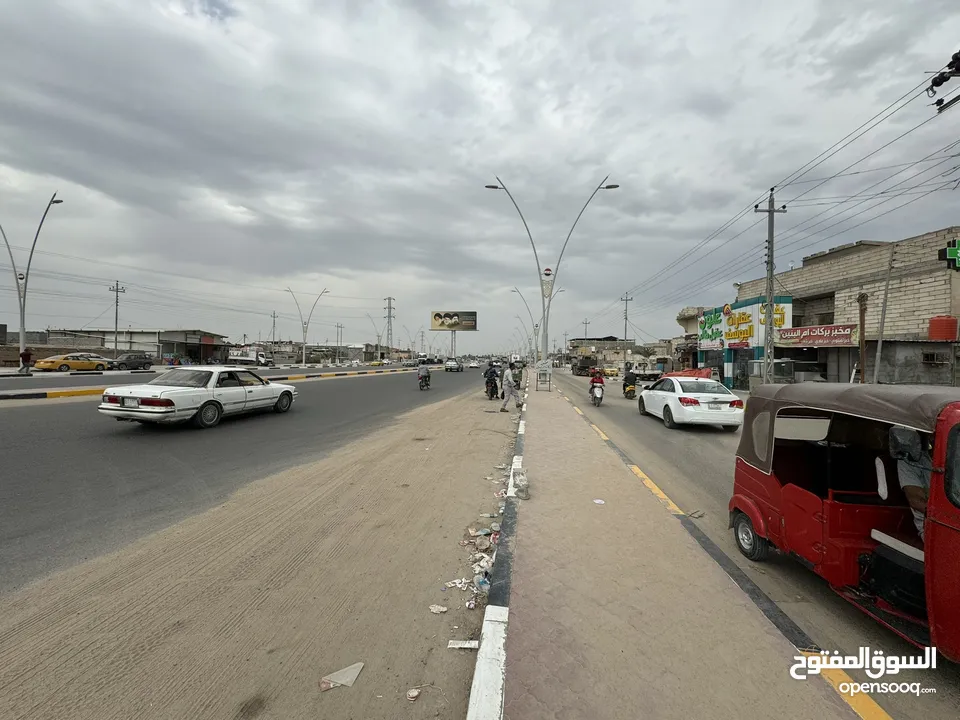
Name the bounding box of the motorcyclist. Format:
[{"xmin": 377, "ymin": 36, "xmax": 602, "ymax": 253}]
[
  {"xmin": 623, "ymin": 367, "xmax": 638, "ymax": 394},
  {"xmin": 418, "ymin": 361, "xmax": 431, "ymax": 387},
  {"xmin": 483, "ymin": 361, "xmax": 499, "ymax": 396},
  {"xmin": 588, "ymin": 368, "xmax": 605, "ymax": 396}
]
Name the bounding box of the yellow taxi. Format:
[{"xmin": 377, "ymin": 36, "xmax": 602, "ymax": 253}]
[
  {"xmin": 370, "ymin": 360, "xmax": 384, "ymax": 367},
  {"xmin": 33, "ymin": 353, "xmax": 112, "ymax": 372},
  {"xmin": 602, "ymin": 364, "xmax": 620, "ymax": 378}
]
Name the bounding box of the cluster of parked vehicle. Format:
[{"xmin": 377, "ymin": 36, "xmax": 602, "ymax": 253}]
[{"xmin": 31, "ymin": 352, "xmax": 154, "ymax": 372}]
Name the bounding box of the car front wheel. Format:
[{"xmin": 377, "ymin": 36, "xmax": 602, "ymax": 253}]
[
  {"xmin": 95, "ymin": 364, "xmax": 105, "ymax": 371},
  {"xmin": 274, "ymin": 392, "xmax": 293, "ymax": 413}
]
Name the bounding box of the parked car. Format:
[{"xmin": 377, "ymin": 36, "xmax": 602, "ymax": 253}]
[
  {"xmin": 468, "ymin": 360, "xmax": 480, "ymax": 368},
  {"xmin": 445, "ymin": 358, "xmax": 464, "ymax": 372},
  {"xmin": 638, "ymin": 377, "xmax": 744, "ymax": 431},
  {"xmin": 98, "ymin": 366, "xmax": 297, "ymax": 429},
  {"xmin": 108, "ymin": 352, "xmax": 154, "ymax": 370},
  {"xmin": 371, "ymin": 360, "xmax": 384, "ymax": 367},
  {"xmin": 34, "ymin": 353, "xmax": 112, "ymax": 372}
]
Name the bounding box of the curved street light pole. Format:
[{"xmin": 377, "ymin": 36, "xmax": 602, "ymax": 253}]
[
  {"xmin": 1, "ymin": 192, "xmax": 64, "ymax": 367},
  {"xmin": 366, "ymin": 313, "xmax": 385, "ymax": 361},
  {"xmin": 512, "ymin": 287, "xmax": 540, "ymax": 360},
  {"xmin": 287, "ymin": 287, "xmax": 329, "ymax": 365},
  {"xmin": 488, "ymin": 178, "xmax": 618, "ymax": 368}
]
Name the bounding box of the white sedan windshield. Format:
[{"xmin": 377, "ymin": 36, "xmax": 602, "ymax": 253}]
[
  {"xmin": 147, "ymin": 370, "xmax": 212, "ymax": 388},
  {"xmin": 677, "ymin": 380, "xmax": 731, "ymax": 395}
]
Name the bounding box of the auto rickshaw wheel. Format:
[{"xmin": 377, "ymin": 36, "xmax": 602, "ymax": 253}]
[{"xmin": 733, "ymin": 512, "xmax": 769, "ymax": 561}]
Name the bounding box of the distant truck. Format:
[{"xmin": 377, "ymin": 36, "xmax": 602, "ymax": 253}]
[
  {"xmin": 227, "ymin": 348, "xmax": 274, "ymax": 367},
  {"xmin": 571, "ymin": 355, "xmax": 598, "ymax": 376},
  {"xmin": 633, "ymin": 356, "xmax": 677, "ymax": 383}
]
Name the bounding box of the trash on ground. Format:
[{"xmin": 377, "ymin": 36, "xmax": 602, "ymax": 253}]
[
  {"xmin": 448, "ymin": 640, "xmax": 480, "ymax": 650},
  {"xmin": 516, "ymin": 485, "xmax": 530, "ymax": 500},
  {"xmin": 491, "ymin": 531, "xmax": 500, "ymax": 545},
  {"xmin": 490, "ymin": 522, "xmax": 501, "ymax": 531},
  {"xmin": 473, "ymin": 575, "xmax": 491, "ymax": 594},
  {"xmin": 466, "ymin": 598, "xmax": 477, "ymax": 609},
  {"xmin": 593, "ymin": 498, "xmax": 605, "ymax": 505},
  {"xmin": 495, "ymin": 464, "xmax": 507, "ymax": 469},
  {"xmin": 459, "ymin": 539, "xmax": 474, "ymax": 546},
  {"xmin": 689, "ymin": 510, "xmax": 705, "ymax": 519},
  {"xmin": 484, "ymin": 475, "xmax": 494, "ymax": 481},
  {"xmin": 406, "ymin": 688, "xmax": 421, "ymax": 702},
  {"xmin": 480, "ymin": 512, "xmax": 497, "ymax": 518},
  {"xmin": 429, "ymin": 604, "xmax": 448, "ymax": 614},
  {"xmin": 494, "ymin": 489, "xmax": 507, "ymax": 498},
  {"xmin": 319, "ymin": 661, "xmax": 364, "ymax": 691},
  {"xmin": 475, "ymin": 536, "xmax": 492, "ymax": 551},
  {"xmin": 445, "ymin": 578, "xmax": 471, "ymax": 591}
]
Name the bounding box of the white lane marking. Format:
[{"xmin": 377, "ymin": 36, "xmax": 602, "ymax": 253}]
[{"xmin": 466, "ymin": 605, "xmax": 510, "ymax": 720}]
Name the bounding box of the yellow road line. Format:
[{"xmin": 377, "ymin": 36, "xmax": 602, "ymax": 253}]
[
  {"xmin": 629, "ymin": 465, "xmax": 685, "ymax": 516},
  {"xmin": 46, "ymin": 388, "xmax": 106, "ymax": 399},
  {"xmin": 572, "ymin": 406, "xmax": 583, "ymax": 415},
  {"xmin": 798, "ymin": 651, "xmax": 894, "ymax": 720},
  {"xmin": 591, "ymin": 424, "xmax": 610, "ymax": 441}
]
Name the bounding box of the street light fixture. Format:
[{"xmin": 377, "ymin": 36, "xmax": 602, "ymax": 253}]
[
  {"xmin": 287, "ymin": 287, "xmax": 329, "ymax": 365},
  {"xmin": 1, "ymin": 192, "xmax": 64, "ymax": 370},
  {"xmin": 486, "ymin": 177, "xmax": 618, "ymax": 384}
]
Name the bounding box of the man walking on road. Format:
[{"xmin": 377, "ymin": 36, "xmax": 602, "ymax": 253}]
[
  {"xmin": 18, "ymin": 347, "xmax": 32, "ymax": 374},
  {"xmin": 500, "ymin": 362, "xmax": 521, "ymax": 412}
]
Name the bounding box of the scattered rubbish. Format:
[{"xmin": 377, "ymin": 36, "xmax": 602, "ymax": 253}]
[
  {"xmin": 473, "ymin": 575, "xmax": 491, "ymax": 594},
  {"xmin": 448, "ymin": 640, "xmax": 480, "ymax": 650},
  {"xmin": 494, "ymin": 464, "xmax": 507, "ymax": 470},
  {"xmin": 476, "ymin": 528, "xmax": 492, "ymax": 536},
  {"xmin": 480, "ymin": 512, "xmax": 497, "ymax": 518},
  {"xmin": 516, "ymin": 485, "xmax": 530, "ymax": 500},
  {"xmin": 453, "ymin": 625, "xmax": 459, "ymax": 629},
  {"xmin": 429, "ymin": 604, "xmax": 448, "ymax": 614},
  {"xmin": 484, "ymin": 475, "xmax": 494, "ymax": 481},
  {"xmin": 319, "ymin": 661, "xmax": 364, "ymax": 691},
  {"xmin": 465, "ymin": 598, "xmax": 477, "ymax": 609},
  {"xmin": 514, "ymin": 472, "xmax": 530, "ymax": 500},
  {"xmin": 490, "ymin": 522, "xmax": 501, "ymax": 532},
  {"xmin": 498, "ymin": 502, "xmax": 506, "ymax": 513},
  {"xmin": 458, "ymin": 539, "xmax": 474, "ymax": 546},
  {"xmin": 491, "ymin": 531, "xmax": 500, "ymax": 545},
  {"xmin": 406, "ymin": 688, "xmax": 421, "ymax": 702},
  {"xmin": 594, "ymin": 499, "xmax": 606, "ymax": 505},
  {"xmin": 406, "ymin": 683, "xmax": 446, "ymax": 702},
  {"xmin": 475, "ymin": 536, "xmax": 492, "ymax": 551},
  {"xmin": 445, "ymin": 578, "xmax": 471, "ymax": 591},
  {"xmin": 689, "ymin": 510, "xmax": 705, "ymax": 519},
  {"xmin": 494, "ymin": 489, "xmax": 507, "ymax": 498}
]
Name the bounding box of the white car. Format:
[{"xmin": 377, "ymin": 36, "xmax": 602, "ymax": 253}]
[
  {"xmin": 638, "ymin": 377, "xmax": 743, "ymax": 431},
  {"xmin": 98, "ymin": 366, "xmax": 297, "ymax": 429},
  {"xmin": 468, "ymin": 360, "xmax": 479, "ymax": 368}
]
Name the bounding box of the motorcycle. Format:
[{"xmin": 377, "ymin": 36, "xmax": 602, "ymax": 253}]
[
  {"xmin": 623, "ymin": 383, "xmax": 636, "ymax": 400},
  {"xmin": 485, "ymin": 378, "xmax": 499, "ymax": 400},
  {"xmin": 419, "ymin": 374, "xmax": 430, "ymax": 391},
  {"xmin": 591, "ymin": 384, "xmax": 604, "ymax": 407}
]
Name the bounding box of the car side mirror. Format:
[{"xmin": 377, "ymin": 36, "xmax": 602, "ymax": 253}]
[{"xmin": 263, "ymin": 380, "xmax": 270, "ymax": 384}]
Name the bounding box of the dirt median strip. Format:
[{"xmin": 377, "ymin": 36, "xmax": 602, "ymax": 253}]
[
  {"xmin": 0, "ymin": 388, "xmax": 517, "ymax": 720},
  {"xmin": 0, "ymin": 368, "xmax": 418, "ymax": 402}
]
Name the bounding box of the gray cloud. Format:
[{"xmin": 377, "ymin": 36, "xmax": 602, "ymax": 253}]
[{"xmin": 1, "ymin": 0, "xmax": 959, "ymax": 353}]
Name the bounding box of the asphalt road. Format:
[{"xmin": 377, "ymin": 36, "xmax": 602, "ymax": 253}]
[
  {"xmin": 0, "ymin": 368, "xmax": 484, "ymax": 594},
  {"xmin": 552, "ymin": 371, "xmax": 960, "ymax": 719},
  {"xmin": 0, "ymin": 363, "xmax": 408, "ymax": 391}
]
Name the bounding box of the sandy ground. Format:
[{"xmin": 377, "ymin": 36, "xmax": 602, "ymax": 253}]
[{"xmin": 0, "ymin": 390, "xmax": 517, "ymax": 720}]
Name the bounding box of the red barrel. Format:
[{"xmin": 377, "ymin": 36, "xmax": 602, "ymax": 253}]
[{"xmin": 928, "ymin": 315, "xmax": 959, "ymax": 341}]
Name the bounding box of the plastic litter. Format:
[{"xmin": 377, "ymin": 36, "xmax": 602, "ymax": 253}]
[
  {"xmin": 593, "ymin": 498, "xmax": 605, "ymax": 505},
  {"xmin": 494, "ymin": 489, "xmax": 507, "ymax": 498},
  {"xmin": 473, "ymin": 575, "xmax": 491, "ymax": 594},
  {"xmin": 406, "ymin": 688, "xmax": 421, "ymax": 702},
  {"xmin": 480, "ymin": 512, "xmax": 498, "ymax": 518},
  {"xmin": 475, "ymin": 536, "xmax": 492, "ymax": 551},
  {"xmin": 466, "ymin": 598, "xmax": 477, "ymax": 609},
  {"xmin": 445, "ymin": 578, "xmax": 471, "ymax": 591},
  {"xmin": 490, "ymin": 522, "xmax": 501, "ymax": 531},
  {"xmin": 429, "ymin": 604, "xmax": 448, "ymax": 614},
  {"xmin": 494, "ymin": 464, "xmax": 507, "ymax": 470},
  {"xmin": 448, "ymin": 640, "xmax": 480, "ymax": 650},
  {"xmin": 319, "ymin": 661, "xmax": 364, "ymax": 691},
  {"xmin": 491, "ymin": 531, "xmax": 500, "ymax": 545}
]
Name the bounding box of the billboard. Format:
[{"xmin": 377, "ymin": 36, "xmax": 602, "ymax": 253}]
[
  {"xmin": 698, "ymin": 298, "xmax": 793, "ymax": 351},
  {"xmin": 430, "ymin": 311, "xmax": 477, "ymax": 331}
]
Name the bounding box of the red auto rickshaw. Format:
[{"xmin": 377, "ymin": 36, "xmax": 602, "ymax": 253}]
[{"xmin": 729, "ymin": 382, "xmax": 960, "ymax": 661}]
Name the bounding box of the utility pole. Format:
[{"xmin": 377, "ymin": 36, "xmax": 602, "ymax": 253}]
[
  {"xmin": 582, "ymin": 318, "xmax": 590, "ymax": 341},
  {"xmin": 335, "ymin": 323, "xmax": 344, "ymax": 364},
  {"xmin": 620, "ymin": 293, "xmax": 633, "ymax": 362},
  {"xmin": 108, "ymin": 280, "xmax": 126, "ymax": 355},
  {"xmin": 857, "ymin": 293, "xmax": 869, "ymax": 383},
  {"xmin": 755, "ymin": 188, "xmax": 787, "ymax": 384},
  {"xmin": 384, "ymin": 297, "xmax": 395, "ymax": 359},
  {"xmin": 563, "ymin": 331, "xmax": 568, "ymax": 365},
  {"xmin": 420, "ymin": 330, "xmax": 426, "ymax": 354},
  {"xmin": 270, "ymin": 311, "xmax": 277, "ymax": 344},
  {"xmin": 873, "ymin": 243, "xmax": 897, "ymax": 384}
]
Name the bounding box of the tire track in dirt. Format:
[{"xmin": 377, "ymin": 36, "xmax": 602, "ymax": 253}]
[{"xmin": 1, "ymin": 391, "xmax": 515, "ymax": 720}]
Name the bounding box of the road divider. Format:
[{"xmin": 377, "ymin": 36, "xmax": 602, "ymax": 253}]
[{"xmin": 0, "ymin": 367, "xmax": 418, "ymax": 402}]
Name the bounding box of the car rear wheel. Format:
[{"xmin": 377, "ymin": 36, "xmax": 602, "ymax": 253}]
[
  {"xmin": 274, "ymin": 391, "xmax": 293, "ymax": 413},
  {"xmin": 143, "ymin": 363, "xmax": 151, "ymax": 370},
  {"xmin": 95, "ymin": 364, "xmax": 105, "ymax": 371},
  {"xmin": 58, "ymin": 364, "xmax": 70, "ymax": 372},
  {"xmin": 662, "ymin": 406, "xmax": 677, "ymax": 429},
  {"xmin": 733, "ymin": 512, "xmax": 769, "ymax": 561},
  {"xmin": 193, "ymin": 401, "xmax": 222, "ymax": 429}
]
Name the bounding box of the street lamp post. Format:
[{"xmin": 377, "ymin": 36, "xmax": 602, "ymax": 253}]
[
  {"xmin": 366, "ymin": 313, "xmax": 385, "ymax": 361},
  {"xmin": 512, "ymin": 287, "xmax": 539, "ymax": 360},
  {"xmin": 287, "ymin": 287, "xmax": 329, "ymax": 365},
  {"xmin": 486, "ymin": 177, "xmax": 618, "ymax": 384},
  {"xmin": 0, "ymin": 192, "xmax": 64, "ymax": 368}
]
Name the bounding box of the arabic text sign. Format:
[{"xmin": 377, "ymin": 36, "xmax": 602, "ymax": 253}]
[
  {"xmin": 790, "ymin": 646, "xmax": 937, "ymax": 681},
  {"xmin": 776, "ymin": 324, "xmax": 858, "ymax": 347},
  {"xmin": 698, "ymin": 308, "xmax": 724, "ymax": 350}
]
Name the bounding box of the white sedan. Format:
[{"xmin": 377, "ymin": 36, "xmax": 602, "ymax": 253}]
[
  {"xmin": 638, "ymin": 377, "xmax": 743, "ymax": 431},
  {"xmin": 468, "ymin": 361, "xmax": 479, "ymax": 368},
  {"xmin": 98, "ymin": 366, "xmax": 297, "ymax": 429}
]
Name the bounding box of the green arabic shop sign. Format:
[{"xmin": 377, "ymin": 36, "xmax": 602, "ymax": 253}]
[{"xmin": 698, "ymin": 308, "xmax": 724, "ymax": 350}]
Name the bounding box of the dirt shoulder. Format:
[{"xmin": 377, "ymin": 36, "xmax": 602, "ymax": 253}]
[{"xmin": 0, "ymin": 390, "xmax": 516, "ymax": 720}]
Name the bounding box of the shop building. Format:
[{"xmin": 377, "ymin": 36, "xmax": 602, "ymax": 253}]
[
  {"xmin": 731, "ymin": 225, "xmax": 960, "ymax": 386},
  {"xmin": 48, "ymin": 328, "xmax": 231, "ymax": 363}
]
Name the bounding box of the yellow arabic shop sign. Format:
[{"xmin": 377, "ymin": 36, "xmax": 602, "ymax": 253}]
[{"xmin": 722, "ymin": 303, "xmax": 789, "ymax": 347}]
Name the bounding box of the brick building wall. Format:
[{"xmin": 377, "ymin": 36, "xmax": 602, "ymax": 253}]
[{"xmin": 736, "ymin": 227, "xmax": 960, "ymax": 340}]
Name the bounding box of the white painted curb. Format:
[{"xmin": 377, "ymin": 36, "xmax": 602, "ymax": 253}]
[{"xmin": 465, "ymin": 605, "xmax": 509, "ymax": 720}]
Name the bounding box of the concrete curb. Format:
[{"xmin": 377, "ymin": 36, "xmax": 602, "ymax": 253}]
[
  {"xmin": 466, "ymin": 375, "xmax": 529, "ymax": 720},
  {"xmin": 0, "ymin": 367, "xmax": 418, "ymax": 402}
]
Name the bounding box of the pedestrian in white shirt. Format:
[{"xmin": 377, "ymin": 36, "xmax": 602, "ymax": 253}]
[{"xmin": 500, "ymin": 362, "xmax": 521, "ymax": 412}]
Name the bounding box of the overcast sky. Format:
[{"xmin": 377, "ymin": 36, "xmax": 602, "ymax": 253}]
[{"xmin": 2, "ymin": 0, "xmax": 959, "ymax": 356}]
